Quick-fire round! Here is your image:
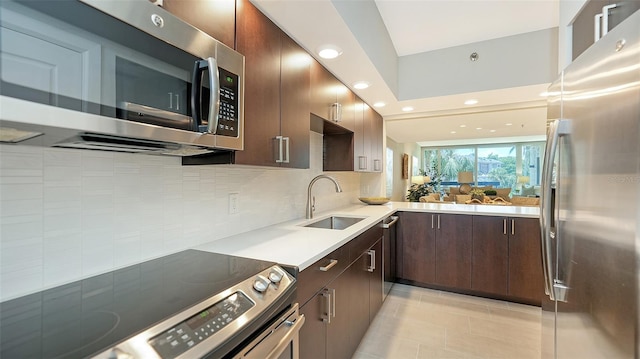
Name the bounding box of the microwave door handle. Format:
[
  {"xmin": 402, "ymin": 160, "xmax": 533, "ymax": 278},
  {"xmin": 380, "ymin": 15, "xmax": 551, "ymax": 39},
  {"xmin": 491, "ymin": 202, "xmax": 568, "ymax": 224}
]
[
  {"xmin": 191, "ymin": 60, "xmax": 206, "ymax": 131},
  {"xmin": 206, "ymin": 57, "xmax": 221, "ymax": 134}
]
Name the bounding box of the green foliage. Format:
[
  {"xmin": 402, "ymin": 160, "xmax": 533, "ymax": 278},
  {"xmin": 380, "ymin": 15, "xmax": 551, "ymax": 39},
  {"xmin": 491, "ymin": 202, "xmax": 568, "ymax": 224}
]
[
  {"xmin": 484, "ymin": 189, "xmax": 497, "ymax": 196},
  {"xmin": 406, "ymin": 183, "xmax": 431, "ymax": 202}
]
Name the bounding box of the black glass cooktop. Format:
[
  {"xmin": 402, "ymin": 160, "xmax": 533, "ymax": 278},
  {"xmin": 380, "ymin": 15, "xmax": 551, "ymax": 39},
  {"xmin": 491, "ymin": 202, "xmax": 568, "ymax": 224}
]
[{"xmin": 0, "ymin": 250, "xmax": 276, "ymax": 359}]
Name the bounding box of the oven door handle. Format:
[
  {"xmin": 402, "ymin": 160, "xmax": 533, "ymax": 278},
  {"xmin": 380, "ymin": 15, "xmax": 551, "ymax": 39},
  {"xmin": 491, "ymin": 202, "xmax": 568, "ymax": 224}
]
[
  {"xmin": 263, "ymin": 314, "xmax": 305, "ymax": 359},
  {"xmin": 233, "ymin": 305, "xmax": 305, "ymax": 359}
]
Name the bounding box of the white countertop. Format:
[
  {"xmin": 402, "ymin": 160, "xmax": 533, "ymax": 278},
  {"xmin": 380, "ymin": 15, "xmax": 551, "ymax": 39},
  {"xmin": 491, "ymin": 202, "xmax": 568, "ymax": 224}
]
[{"xmin": 195, "ymin": 202, "xmax": 539, "ymax": 272}]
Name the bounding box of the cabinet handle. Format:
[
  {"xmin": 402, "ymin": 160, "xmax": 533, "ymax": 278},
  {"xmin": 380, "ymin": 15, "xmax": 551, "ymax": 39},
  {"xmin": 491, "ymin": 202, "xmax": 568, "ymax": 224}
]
[
  {"xmin": 367, "ymin": 249, "xmax": 375, "ymax": 272},
  {"xmin": 175, "ymin": 94, "xmax": 180, "ymax": 111},
  {"xmin": 602, "ymin": 4, "xmax": 618, "ymax": 37},
  {"xmin": 437, "ymin": 215, "xmax": 440, "ymax": 230},
  {"xmin": 330, "ymin": 102, "xmax": 342, "ymax": 122},
  {"xmin": 319, "ymin": 259, "xmax": 338, "ymax": 272},
  {"xmin": 595, "ymin": 12, "xmax": 603, "ymax": 41},
  {"xmin": 431, "ymin": 214, "xmax": 434, "ymax": 229},
  {"xmin": 275, "ymin": 135, "xmax": 284, "ymax": 163},
  {"xmin": 283, "ymin": 136, "xmax": 290, "ymax": 164},
  {"xmin": 322, "ymin": 289, "xmax": 332, "ymax": 323},
  {"xmin": 503, "ymin": 219, "xmax": 507, "ymax": 235},
  {"xmin": 358, "ymin": 156, "xmax": 367, "ymax": 170},
  {"xmin": 373, "ymin": 159, "xmax": 381, "ymax": 172},
  {"xmin": 169, "ymin": 92, "xmax": 173, "ymax": 109},
  {"xmin": 330, "ymin": 288, "xmax": 336, "ymax": 319},
  {"xmin": 511, "ymin": 219, "xmax": 515, "ymax": 235}
]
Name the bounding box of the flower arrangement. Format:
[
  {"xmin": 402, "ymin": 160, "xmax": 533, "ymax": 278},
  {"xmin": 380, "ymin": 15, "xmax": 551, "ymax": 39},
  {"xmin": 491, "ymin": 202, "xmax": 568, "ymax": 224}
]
[
  {"xmin": 406, "ymin": 165, "xmax": 443, "ymax": 202},
  {"xmin": 469, "ymin": 188, "xmax": 485, "ymax": 200}
]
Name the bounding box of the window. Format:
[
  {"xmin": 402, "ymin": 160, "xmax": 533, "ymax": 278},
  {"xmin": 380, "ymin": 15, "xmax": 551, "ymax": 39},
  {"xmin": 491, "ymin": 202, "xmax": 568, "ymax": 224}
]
[
  {"xmin": 422, "ymin": 141, "xmax": 545, "ymax": 193},
  {"xmin": 477, "ymin": 145, "xmax": 516, "ymax": 189},
  {"xmin": 385, "ymin": 147, "xmax": 393, "ymax": 198}
]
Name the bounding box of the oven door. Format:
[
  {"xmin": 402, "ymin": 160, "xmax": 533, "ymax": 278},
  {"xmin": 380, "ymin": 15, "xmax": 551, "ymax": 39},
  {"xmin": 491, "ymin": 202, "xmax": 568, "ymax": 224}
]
[{"xmin": 231, "ymin": 304, "xmax": 304, "ymax": 359}]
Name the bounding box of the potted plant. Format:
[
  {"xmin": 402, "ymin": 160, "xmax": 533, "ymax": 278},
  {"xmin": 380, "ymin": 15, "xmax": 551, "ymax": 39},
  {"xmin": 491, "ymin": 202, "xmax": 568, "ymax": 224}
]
[
  {"xmin": 469, "ymin": 188, "xmax": 486, "ymax": 201},
  {"xmin": 484, "ymin": 189, "xmax": 497, "ymax": 199}
]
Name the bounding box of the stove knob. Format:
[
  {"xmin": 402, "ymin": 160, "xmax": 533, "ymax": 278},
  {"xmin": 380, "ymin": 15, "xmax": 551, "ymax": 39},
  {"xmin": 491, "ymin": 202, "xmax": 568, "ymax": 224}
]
[
  {"xmin": 253, "ymin": 275, "xmax": 270, "ymax": 293},
  {"xmin": 268, "ymin": 269, "xmax": 284, "ymax": 283}
]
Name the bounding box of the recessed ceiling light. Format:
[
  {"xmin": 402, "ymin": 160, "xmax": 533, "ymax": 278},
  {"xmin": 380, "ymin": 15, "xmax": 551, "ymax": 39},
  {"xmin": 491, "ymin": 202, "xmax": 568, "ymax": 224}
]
[
  {"xmin": 450, "ymin": 131, "xmax": 457, "ymax": 134},
  {"xmin": 464, "ymin": 99, "xmax": 478, "ymax": 105},
  {"xmin": 353, "ymin": 81, "xmax": 370, "ymax": 90},
  {"xmin": 373, "ymin": 102, "xmax": 386, "ymax": 107},
  {"xmin": 402, "ymin": 106, "xmax": 414, "ymax": 112},
  {"xmin": 505, "ymin": 123, "xmax": 513, "ymax": 126},
  {"xmin": 459, "ymin": 125, "xmax": 467, "ymax": 128},
  {"xmin": 476, "ymin": 127, "xmax": 482, "ymax": 130},
  {"xmin": 317, "ymin": 45, "xmax": 342, "ymax": 59},
  {"xmin": 490, "ymin": 129, "xmax": 496, "ymax": 133}
]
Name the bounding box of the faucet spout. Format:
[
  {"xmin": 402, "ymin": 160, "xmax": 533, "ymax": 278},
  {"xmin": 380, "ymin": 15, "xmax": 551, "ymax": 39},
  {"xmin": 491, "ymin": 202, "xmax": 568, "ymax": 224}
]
[{"xmin": 306, "ymin": 175, "xmax": 342, "ymax": 219}]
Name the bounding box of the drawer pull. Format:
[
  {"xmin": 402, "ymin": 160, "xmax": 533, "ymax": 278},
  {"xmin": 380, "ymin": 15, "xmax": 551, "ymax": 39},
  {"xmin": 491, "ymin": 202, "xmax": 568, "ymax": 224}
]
[{"xmin": 320, "ymin": 259, "xmax": 338, "ymax": 272}]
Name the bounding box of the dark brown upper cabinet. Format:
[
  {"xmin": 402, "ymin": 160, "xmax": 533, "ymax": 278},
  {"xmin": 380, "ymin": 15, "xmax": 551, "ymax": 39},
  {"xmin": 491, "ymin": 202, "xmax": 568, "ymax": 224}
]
[
  {"xmin": 572, "ymin": 0, "xmax": 640, "ymax": 60},
  {"xmin": 233, "ymin": 0, "xmax": 310, "ymax": 168},
  {"xmin": 310, "ymin": 60, "xmax": 355, "ymax": 131},
  {"xmin": 161, "ymin": 0, "xmax": 236, "ymax": 49}
]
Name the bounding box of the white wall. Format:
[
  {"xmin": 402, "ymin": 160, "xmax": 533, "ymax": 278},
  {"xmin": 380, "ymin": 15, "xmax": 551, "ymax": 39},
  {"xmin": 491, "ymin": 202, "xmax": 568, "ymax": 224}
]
[{"xmin": 0, "ymin": 132, "xmax": 373, "ymax": 301}]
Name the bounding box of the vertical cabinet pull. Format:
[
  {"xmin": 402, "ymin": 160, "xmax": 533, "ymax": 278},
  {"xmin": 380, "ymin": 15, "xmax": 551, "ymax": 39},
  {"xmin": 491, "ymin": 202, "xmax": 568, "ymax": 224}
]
[
  {"xmin": 322, "ymin": 288, "xmax": 335, "ymax": 324},
  {"xmin": 275, "ymin": 136, "xmax": 284, "ymax": 163},
  {"xmin": 431, "ymin": 214, "xmax": 434, "ymax": 229},
  {"xmin": 503, "ymin": 218, "xmax": 507, "ymax": 235},
  {"xmin": 358, "ymin": 156, "xmax": 367, "ymax": 170},
  {"xmin": 511, "ymin": 219, "xmax": 515, "ymax": 235},
  {"xmin": 331, "ymin": 288, "xmax": 336, "ymax": 319},
  {"xmin": 367, "ymin": 249, "xmax": 375, "ymax": 272},
  {"xmin": 602, "ymin": 4, "xmax": 618, "ymax": 37},
  {"xmin": 373, "ymin": 159, "xmax": 381, "ymax": 171},
  {"xmin": 595, "ymin": 13, "xmax": 603, "ymax": 41},
  {"xmin": 437, "ymin": 215, "xmax": 441, "ymax": 229},
  {"xmin": 283, "ymin": 136, "xmax": 290, "ymax": 164}
]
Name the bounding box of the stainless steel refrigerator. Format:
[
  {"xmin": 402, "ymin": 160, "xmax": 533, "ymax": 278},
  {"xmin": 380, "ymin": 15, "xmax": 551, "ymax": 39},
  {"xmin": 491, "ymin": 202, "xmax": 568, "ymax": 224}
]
[{"xmin": 540, "ymin": 9, "xmax": 639, "ymax": 359}]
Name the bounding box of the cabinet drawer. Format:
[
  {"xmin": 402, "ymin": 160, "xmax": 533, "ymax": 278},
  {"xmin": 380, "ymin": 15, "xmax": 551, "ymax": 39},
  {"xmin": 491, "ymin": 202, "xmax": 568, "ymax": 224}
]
[
  {"xmin": 298, "ymin": 245, "xmax": 349, "ymax": 307},
  {"xmin": 349, "ymin": 224, "xmax": 383, "ymax": 260}
]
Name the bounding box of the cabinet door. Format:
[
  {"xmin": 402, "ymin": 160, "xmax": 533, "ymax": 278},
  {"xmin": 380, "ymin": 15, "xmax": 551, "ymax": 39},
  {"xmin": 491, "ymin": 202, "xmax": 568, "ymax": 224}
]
[
  {"xmin": 162, "ymin": 0, "xmax": 235, "ymax": 49},
  {"xmin": 435, "ymin": 214, "xmax": 472, "ymax": 289},
  {"xmin": 607, "ymin": 1, "xmax": 640, "ymax": 31},
  {"xmin": 369, "ymin": 110, "xmax": 384, "ymax": 172},
  {"xmin": 279, "ymin": 33, "xmax": 310, "ymax": 169},
  {"xmin": 398, "ymin": 212, "xmax": 436, "ymax": 284},
  {"xmin": 508, "ymin": 218, "xmax": 544, "ymax": 303},
  {"xmin": 348, "ymin": 252, "xmax": 371, "ymax": 357},
  {"xmin": 299, "ymin": 292, "xmax": 327, "ymax": 359},
  {"xmin": 234, "ymin": 0, "xmax": 281, "ymax": 166},
  {"xmin": 572, "ymin": 0, "xmax": 610, "ymax": 60},
  {"xmin": 369, "ymin": 239, "xmax": 383, "ymax": 321},
  {"xmin": 471, "ymin": 216, "xmax": 508, "ymax": 296},
  {"xmin": 353, "ymin": 97, "xmax": 367, "ymax": 171},
  {"xmin": 326, "ymin": 270, "xmax": 353, "ymax": 359}
]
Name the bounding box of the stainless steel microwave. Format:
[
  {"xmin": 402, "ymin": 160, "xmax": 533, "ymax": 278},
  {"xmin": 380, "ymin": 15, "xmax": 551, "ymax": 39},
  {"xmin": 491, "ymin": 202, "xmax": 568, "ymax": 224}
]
[{"xmin": 0, "ymin": 0, "xmax": 244, "ymax": 156}]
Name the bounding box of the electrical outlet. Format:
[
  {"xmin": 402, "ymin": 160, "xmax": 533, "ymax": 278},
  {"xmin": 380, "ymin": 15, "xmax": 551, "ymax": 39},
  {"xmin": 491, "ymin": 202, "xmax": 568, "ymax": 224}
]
[{"xmin": 229, "ymin": 193, "xmax": 239, "ymax": 214}]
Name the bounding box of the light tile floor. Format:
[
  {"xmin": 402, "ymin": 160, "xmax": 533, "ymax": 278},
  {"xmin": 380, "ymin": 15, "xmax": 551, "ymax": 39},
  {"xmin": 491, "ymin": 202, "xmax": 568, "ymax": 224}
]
[{"xmin": 353, "ymin": 284, "xmax": 542, "ymax": 359}]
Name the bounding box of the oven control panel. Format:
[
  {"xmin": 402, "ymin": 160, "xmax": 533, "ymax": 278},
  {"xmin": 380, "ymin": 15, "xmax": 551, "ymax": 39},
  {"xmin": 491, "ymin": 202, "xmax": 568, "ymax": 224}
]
[{"xmin": 149, "ymin": 292, "xmax": 254, "ymax": 359}]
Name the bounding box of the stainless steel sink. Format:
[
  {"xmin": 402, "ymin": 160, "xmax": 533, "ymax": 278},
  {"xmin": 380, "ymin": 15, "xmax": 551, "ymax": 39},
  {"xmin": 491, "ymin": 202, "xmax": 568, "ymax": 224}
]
[{"xmin": 303, "ymin": 216, "xmax": 366, "ymax": 230}]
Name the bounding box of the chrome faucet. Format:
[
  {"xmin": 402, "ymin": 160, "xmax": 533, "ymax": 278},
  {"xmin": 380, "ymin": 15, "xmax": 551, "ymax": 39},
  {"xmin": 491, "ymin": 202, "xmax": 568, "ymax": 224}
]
[{"xmin": 306, "ymin": 175, "xmax": 343, "ymax": 219}]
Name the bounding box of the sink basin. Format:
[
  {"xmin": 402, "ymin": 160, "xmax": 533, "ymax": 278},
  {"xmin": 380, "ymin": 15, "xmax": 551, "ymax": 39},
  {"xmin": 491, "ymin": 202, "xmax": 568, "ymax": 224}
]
[{"xmin": 303, "ymin": 216, "xmax": 366, "ymax": 230}]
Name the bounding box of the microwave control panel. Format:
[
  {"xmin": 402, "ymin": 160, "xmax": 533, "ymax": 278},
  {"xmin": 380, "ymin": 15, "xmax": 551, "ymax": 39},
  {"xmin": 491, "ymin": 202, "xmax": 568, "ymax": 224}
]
[{"xmin": 216, "ymin": 68, "xmax": 239, "ymax": 137}]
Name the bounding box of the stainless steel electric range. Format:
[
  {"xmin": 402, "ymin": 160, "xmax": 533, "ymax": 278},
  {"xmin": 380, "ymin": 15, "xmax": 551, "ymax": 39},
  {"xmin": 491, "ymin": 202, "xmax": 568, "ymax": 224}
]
[{"xmin": 0, "ymin": 250, "xmax": 302, "ymax": 359}]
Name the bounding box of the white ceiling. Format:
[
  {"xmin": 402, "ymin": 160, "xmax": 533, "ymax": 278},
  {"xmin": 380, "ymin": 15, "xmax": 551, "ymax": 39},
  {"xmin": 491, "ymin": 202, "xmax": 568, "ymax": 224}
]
[{"xmin": 253, "ymin": 0, "xmax": 559, "ymax": 146}]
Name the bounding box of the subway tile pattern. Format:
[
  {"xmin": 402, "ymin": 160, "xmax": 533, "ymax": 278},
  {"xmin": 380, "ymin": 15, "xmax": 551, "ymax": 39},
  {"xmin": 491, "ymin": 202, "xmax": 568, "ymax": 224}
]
[
  {"xmin": 354, "ymin": 284, "xmax": 542, "ymax": 359},
  {"xmin": 0, "ymin": 133, "xmax": 363, "ymax": 301}
]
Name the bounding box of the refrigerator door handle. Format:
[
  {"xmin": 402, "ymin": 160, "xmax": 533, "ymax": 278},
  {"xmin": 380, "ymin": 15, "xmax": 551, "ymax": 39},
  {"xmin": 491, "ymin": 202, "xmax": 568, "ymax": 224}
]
[{"xmin": 540, "ymin": 118, "xmax": 571, "ymax": 301}]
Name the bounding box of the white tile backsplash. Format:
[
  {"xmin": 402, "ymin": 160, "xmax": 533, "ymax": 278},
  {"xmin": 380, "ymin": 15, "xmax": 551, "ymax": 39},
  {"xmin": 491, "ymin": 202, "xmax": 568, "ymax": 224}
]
[{"xmin": 0, "ymin": 132, "xmax": 377, "ymax": 301}]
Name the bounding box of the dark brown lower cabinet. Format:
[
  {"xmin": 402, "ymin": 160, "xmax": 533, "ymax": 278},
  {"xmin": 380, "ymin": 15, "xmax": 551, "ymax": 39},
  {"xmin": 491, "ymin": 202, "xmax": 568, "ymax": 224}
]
[
  {"xmin": 508, "ymin": 217, "xmax": 544, "ymax": 303},
  {"xmin": 298, "ymin": 225, "xmax": 384, "ymax": 359},
  {"xmin": 398, "ymin": 212, "xmax": 436, "ymax": 284},
  {"xmin": 472, "ymin": 216, "xmax": 508, "ymax": 296},
  {"xmin": 397, "ymin": 212, "xmax": 544, "ymax": 305},
  {"xmin": 434, "ymin": 214, "xmax": 472, "ymax": 289}
]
